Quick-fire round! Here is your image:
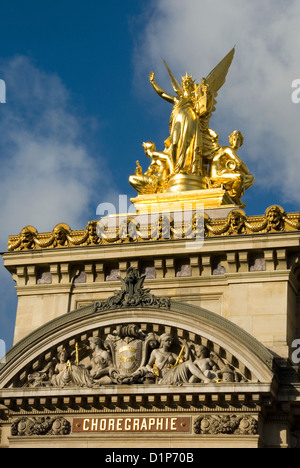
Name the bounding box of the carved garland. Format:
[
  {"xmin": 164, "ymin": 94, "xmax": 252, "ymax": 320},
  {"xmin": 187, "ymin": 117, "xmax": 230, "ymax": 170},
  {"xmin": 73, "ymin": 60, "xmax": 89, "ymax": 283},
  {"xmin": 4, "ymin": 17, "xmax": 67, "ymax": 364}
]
[
  {"xmin": 194, "ymin": 415, "xmax": 258, "ymax": 435},
  {"xmin": 11, "ymin": 417, "xmax": 71, "ymax": 437},
  {"xmin": 7, "ymin": 206, "xmax": 300, "ymax": 251}
]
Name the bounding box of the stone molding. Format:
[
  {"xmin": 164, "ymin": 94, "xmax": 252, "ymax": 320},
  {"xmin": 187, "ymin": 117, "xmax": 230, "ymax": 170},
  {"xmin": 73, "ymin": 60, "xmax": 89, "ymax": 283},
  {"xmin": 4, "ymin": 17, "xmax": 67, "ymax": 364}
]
[{"xmin": 0, "ymin": 382, "xmax": 272, "ymax": 414}]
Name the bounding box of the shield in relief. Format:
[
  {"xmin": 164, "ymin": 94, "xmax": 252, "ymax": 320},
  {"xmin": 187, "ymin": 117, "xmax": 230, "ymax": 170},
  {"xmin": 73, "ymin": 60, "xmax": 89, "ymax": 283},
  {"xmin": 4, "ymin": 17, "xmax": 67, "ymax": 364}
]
[
  {"xmin": 115, "ymin": 340, "xmax": 143, "ymax": 374},
  {"xmin": 105, "ymin": 324, "xmax": 154, "ymax": 376}
]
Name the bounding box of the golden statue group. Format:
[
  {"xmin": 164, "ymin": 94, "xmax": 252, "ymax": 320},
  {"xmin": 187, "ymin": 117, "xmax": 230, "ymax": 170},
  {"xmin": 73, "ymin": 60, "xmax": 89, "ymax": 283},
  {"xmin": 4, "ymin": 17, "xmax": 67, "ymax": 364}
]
[{"xmin": 129, "ymin": 48, "xmax": 254, "ymax": 208}]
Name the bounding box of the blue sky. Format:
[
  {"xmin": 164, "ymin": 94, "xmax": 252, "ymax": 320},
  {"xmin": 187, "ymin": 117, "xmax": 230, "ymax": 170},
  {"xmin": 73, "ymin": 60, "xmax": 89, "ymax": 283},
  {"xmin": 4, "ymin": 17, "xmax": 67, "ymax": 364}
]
[{"xmin": 1, "ymin": 0, "xmax": 300, "ymax": 352}]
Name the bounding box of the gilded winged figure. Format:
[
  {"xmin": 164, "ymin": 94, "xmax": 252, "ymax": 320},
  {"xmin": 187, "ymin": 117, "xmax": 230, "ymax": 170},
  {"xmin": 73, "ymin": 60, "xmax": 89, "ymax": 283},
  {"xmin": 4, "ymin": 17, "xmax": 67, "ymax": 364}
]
[{"xmin": 149, "ymin": 48, "xmax": 235, "ymax": 177}]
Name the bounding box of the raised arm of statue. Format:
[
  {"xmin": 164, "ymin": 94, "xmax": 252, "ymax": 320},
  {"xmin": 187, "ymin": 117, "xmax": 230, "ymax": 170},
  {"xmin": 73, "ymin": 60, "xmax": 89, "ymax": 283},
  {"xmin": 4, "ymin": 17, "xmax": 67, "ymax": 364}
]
[{"xmin": 149, "ymin": 72, "xmax": 176, "ymax": 104}]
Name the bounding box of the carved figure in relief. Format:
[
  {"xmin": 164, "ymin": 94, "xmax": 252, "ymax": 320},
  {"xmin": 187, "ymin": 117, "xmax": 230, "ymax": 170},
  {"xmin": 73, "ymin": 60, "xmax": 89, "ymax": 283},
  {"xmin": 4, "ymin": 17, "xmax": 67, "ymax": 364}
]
[
  {"xmin": 206, "ymin": 209, "xmax": 247, "ymax": 236},
  {"xmin": 7, "ymin": 226, "xmax": 37, "ymax": 251},
  {"xmin": 87, "ymin": 336, "xmax": 113, "ymax": 385},
  {"xmin": 191, "ymin": 345, "xmax": 221, "ymax": 382},
  {"xmin": 265, "ymin": 205, "xmax": 285, "ymax": 231},
  {"xmin": 51, "ymin": 348, "xmax": 94, "ymax": 388},
  {"xmin": 52, "ymin": 224, "xmax": 69, "ymax": 247},
  {"xmin": 146, "ymin": 333, "xmax": 177, "ymax": 376},
  {"xmin": 26, "ymin": 371, "xmax": 51, "ymax": 387},
  {"xmin": 147, "ymin": 333, "xmax": 212, "ymax": 385},
  {"xmin": 86, "ymin": 221, "xmax": 100, "ymax": 245},
  {"xmin": 226, "ymin": 210, "xmax": 247, "ymax": 235}
]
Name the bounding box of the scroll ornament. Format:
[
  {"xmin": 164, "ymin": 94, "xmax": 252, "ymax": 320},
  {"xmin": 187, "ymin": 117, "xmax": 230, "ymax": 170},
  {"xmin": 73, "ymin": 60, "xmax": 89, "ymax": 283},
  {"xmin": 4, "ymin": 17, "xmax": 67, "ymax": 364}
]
[{"xmin": 94, "ymin": 267, "xmax": 171, "ymax": 311}]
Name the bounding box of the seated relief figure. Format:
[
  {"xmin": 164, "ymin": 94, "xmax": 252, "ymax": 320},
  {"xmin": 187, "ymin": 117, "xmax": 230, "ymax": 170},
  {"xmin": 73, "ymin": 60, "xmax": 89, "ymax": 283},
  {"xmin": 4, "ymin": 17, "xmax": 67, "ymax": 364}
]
[
  {"xmin": 209, "ymin": 130, "xmax": 254, "ymax": 208},
  {"xmin": 50, "ymin": 348, "xmax": 94, "ymax": 388},
  {"xmin": 118, "ymin": 333, "xmax": 211, "ymax": 385},
  {"xmin": 87, "ymin": 336, "xmax": 113, "ymax": 385},
  {"xmin": 146, "ymin": 333, "xmax": 213, "ymax": 385}
]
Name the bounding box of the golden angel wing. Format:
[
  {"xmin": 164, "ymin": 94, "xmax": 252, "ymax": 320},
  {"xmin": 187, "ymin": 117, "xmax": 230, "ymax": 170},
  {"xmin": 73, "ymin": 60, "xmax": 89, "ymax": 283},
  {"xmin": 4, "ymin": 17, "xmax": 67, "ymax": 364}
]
[
  {"xmin": 200, "ymin": 47, "xmax": 235, "ymax": 124},
  {"xmin": 162, "ymin": 58, "xmax": 183, "ymax": 96},
  {"xmin": 205, "ymin": 47, "xmax": 235, "ymax": 95}
]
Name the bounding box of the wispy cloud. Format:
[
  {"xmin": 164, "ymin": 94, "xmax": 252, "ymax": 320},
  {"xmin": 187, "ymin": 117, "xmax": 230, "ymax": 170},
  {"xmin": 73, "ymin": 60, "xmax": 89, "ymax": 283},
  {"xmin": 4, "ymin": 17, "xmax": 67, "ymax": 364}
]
[
  {"xmin": 134, "ymin": 0, "xmax": 300, "ymax": 207},
  {"xmin": 0, "ymin": 56, "xmax": 117, "ymax": 247},
  {"xmin": 0, "ymin": 56, "xmax": 117, "ymax": 347}
]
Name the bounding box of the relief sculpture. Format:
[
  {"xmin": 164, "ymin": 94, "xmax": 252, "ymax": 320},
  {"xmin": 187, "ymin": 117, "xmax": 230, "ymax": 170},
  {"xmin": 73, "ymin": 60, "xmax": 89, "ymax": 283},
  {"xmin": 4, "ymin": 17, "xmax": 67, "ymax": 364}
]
[{"xmin": 23, "ymin": 324, "xmax": 248, "ymax": 388}]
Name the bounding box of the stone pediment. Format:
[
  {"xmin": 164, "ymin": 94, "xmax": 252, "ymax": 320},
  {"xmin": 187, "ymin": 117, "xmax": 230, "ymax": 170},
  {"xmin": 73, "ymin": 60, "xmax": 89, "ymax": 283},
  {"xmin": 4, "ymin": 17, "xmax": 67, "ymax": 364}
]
[{"xmin": 0, "ymin": 270, "xmax": 274, "ymax": 393}]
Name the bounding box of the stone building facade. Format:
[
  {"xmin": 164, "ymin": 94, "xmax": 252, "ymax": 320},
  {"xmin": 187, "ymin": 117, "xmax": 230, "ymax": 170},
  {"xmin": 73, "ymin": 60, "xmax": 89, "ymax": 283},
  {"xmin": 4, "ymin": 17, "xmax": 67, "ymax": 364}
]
[{"xmin": 1, "ymin": 201, "xmax": 300, "ymax": 448}]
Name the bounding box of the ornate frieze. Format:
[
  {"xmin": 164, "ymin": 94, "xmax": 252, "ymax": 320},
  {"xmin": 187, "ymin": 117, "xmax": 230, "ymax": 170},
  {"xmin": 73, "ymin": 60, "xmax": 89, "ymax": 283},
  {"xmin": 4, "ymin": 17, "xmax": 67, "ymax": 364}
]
[
  {"xmin": 9, "ymin": 414, "xmax": 258, "ymax": 437},
  {"xmin": 12, "ymin": 318, "xmax": 250, "ymax": 389},
  {"xmin": 7, "ymin": 206, "xmax": 300, "ymax": 251},
  {"xmin": 18, "ymin": 326, "xmax": 248, "ymax": 389},
  {"xmin": 1, "ymin": 388, "xmax": 265, "ymax": 415}
]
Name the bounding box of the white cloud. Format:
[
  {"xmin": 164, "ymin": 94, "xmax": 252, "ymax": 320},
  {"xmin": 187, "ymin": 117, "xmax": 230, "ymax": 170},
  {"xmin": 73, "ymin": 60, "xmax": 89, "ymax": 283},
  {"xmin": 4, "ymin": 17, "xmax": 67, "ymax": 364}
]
[
  {"xmin": 0, "ymin": 56, "xmax": 116, "ymax": 250},
  {"xmin": 134, "ymin": 0, "xmax": 300, "ymax": 206},
  {"xmin": 0, "ymin": 56, "xmax": 118, "ymax": 347}
]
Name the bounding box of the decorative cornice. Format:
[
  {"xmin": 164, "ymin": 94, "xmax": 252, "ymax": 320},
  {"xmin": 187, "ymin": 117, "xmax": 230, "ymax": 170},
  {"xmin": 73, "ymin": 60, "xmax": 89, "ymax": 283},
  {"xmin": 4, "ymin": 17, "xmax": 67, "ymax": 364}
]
[
  {"xmin": 0, "ymin": 383, "xmax": 271, "ymax": 416},
  {"xmin": 6, "ymin": 205, "xmax": 300, "ymax": 251}
]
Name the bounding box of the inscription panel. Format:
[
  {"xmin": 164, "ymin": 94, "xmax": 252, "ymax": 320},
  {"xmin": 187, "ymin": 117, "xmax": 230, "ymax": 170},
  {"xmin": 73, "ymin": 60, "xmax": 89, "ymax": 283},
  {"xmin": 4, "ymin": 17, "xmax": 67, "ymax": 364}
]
[{"xmin": 72, "ymin": 417, "xmax": 191, "ymax": 433}]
